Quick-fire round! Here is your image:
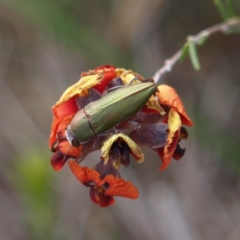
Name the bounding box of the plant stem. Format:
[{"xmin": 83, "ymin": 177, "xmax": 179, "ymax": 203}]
[{"xmin": 153, "ymin": 18, "xmax": 240, "ymax": 85}]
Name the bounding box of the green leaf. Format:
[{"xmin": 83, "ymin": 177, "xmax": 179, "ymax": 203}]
[
  {"xmin": 188, "ymin": 39, "xmax": 201, "ymax": 71},
  {"xmin": 179, "ymin": 43, "xmax": 189, "ymax": 62},
  {"xmin": 214, "ymin": 0, "xmax": 229, "ymax": 20},
  {"xmin": 197, "ymin": 32, "xmax": 209, "ymax": 46},
  {"xmin": 225, "ymin": 0, "xmax": 236, "ymax": 17}
]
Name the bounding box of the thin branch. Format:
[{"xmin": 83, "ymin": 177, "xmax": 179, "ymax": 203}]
[{"xmin": 153, "ymin": 17, "xmax": 240, "ymax": 85}]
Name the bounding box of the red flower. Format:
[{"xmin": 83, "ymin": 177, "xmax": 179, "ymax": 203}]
[
  {"xmin": 81, "ymin": 65, "xmax": 117, "ymax": 93},
  {"xmin": 129, "ymin": 85, "xmax": 193, "ymax": 170},
  {"xmin": 68, "ymin": 161, "xmax": 138, "ymax": 207},
  {"xmin": 50, "ymin": 116, "xmax": 82, "ymax": 171},
  {"xmin": 49, "ymin": 65, "xmax": 193, "ymax": 207},
  {"xmin": 156, "ymin": 84, "xmax": 193, "ymax": 126},
  {"xmin": 49, "ymin": 65, "xmax": 119, "ymax": 170},
  {"xmin": 155, "ymin": 85, "xmax": 193, "ymax": 170}
]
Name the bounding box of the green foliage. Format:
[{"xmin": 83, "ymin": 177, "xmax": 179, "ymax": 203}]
[
  {"xmin": 214, "ymin": 0, "xmax": 236, "ymax": 20},
  {"xmin": 12, "ymin": 148, "xmax": 61, "ymax": 240},
  {"xmin": 178, "ymin": 0, "xmax": 240, "ymax": 71},
  {"xmin": 188, "ymin": 38, "xmax": 201, "ymax": 71},
  {"xmin": 2, "ymin": 0, "xmax": 132, "ymax": 67},
  {"xmin": 179, "ymin": 43, "xmax": 189, "ymax": 62}
]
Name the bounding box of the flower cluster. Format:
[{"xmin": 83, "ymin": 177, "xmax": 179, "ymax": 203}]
[{"xmin": 49, "ymin": 65, "xmax": 193, "ymax": 207}]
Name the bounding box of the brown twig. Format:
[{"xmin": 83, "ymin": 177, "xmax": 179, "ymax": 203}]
[{"xmin": 153, "ymin": 17, "xmax": 240, "ymax": 85}]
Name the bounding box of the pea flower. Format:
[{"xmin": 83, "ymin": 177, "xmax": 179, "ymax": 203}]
[{"xmin": 49, "ymin": 65, "xmax": 193, "ymax": 207}]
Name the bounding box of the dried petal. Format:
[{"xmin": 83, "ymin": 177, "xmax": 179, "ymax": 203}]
[
  {"xmin": 51, "ymin": 150, "xmax": 69, "ymax": 171},
  {"xmin": 94, "ymin": 67, "xmax": 117, "ymax": 93},
  {"xmin": 156, "ymin": 130, "xmax": 180, "ymax": 170},
  {"xmin": 76, "ymin": 88, "xmax": 102, "ymax": 109},
  {"xmin": 89, "ymin": 187, "xmax": 115, "ymax": 207},
  {"xmin": 49, "ymin": 99, "xmax": 78, "ymax": 147},
  {"xmin": 101, "ymin": 133, "xmax": 144, "ymax": 164},
  {"xmin": 157, "ymin": 85, "xmax": 193, "ymax": 126},
  {"xmin": 159, "ymin": 108, "xmax": 181, "ymax": 170},
  {"xmin": 55, "ymin": 73, "xmax": 103, "ymax": 106},
  {"xmin": 102, "ymin": 175, "xmax": 139, "ymax": 199},
  {"xmin": 115, "ymin": 69, "xmax": 144, "ymax": 84},
  {"xmin": 129, "ymin": 123, "xmax": 168, "ymax": 149},
  {"xmin": 68, "ymin": 161, "xmax": 100, "ymax": 184},
  {"xmin": 145, "ymin": 95, "xmax": 166, "ymax": 115},
  {"xmin": 68, "ymin": 160, "xmax": 139, "ymax": 207}
]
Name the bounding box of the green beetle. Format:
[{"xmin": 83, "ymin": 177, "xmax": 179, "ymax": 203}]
[{"xmin": 65, "ymin": 81, "xmax": 157, "ymax": 146}]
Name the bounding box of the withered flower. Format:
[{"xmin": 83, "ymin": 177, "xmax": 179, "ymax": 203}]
[{"xmin": 49, "ymin": 65, "xmax": 193, "ymax": 206}]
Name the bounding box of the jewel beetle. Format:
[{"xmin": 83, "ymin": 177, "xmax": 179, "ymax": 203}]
[{"xmin": 65, "ymin": 81, "xmax": 157, "ymax": 146}]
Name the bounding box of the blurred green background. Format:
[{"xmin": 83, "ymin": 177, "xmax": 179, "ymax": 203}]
[{"xmin": 0, "ymin": 1, "xmax": 240, "ymax": 240}]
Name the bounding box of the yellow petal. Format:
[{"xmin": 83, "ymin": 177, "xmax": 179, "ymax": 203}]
[
  {"xmin": 55, "ymin": 73, "xmax": 103, "ymax": 106},
  {"xmin": 166, "ymin": 108, "xmax": 181, "ymax": 147},
  {"xmin": 115, "ymin": 68, "xmax": 144, "ymax": 85},
  {"xmin": 159, "ymin": 108, "xmax": 182, "ymax": 171},
  {"xmin": 101, "ymin": 133, "xmax": 144, "ymax": 164},
  {"xmin": 146, "ymin": 95, "xmax": 166, "ymax": 115}
]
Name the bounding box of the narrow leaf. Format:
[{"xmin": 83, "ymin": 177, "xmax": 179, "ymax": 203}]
[
  {"xmin": 197, "ymin": 32, "xmax": 209, "ymax": 46},
  {"xmin": 179, "ymin": 43, "xmax": 189, "ymax": 62},
  {"xmin": 188, "ymin": 39, "xmax": 201, "ymax": 71},
  {"xmin": 214, "ymin": 0, "xmax": 229, "ymax": 20},
  {"xmin": 225, "ymin": 0, "xmax": 235, "ymax": 17}
]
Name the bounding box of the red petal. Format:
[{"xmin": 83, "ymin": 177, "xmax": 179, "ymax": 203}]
[
  {"xmin": 93, "ymin": 67, "xmax": 117, "ymax": 93},
  {"xmin": 103, "ymin": 175, "xmax": 139, "ymax": 199},
  {"xmin": 157, "ymin": 85, "xmax": 193, "ymax": 126},
  {"xmin": 49, "ymin": 97, "xmax": 78, "ymax": 148},
  {"xmin": 156, "ymin": 130, "xmax": 180, "ymax": 171},
  {"xmin": 53, "ymin": 97, "xmax": 79, "ymax": 118},
  {"xmin": 94, "ymin": 65, "xmax": 116, "ymax": 71},
  {"xmin": 68, "ymin": 161, "xmax": 100, "ymax": 184},
  {"xmin": 50, "ymin": 150, "xmax": 68, "ymax": 171},
  {"xmin": 81, "ymin": 65, "xmax": 117, "ymax": 94}
]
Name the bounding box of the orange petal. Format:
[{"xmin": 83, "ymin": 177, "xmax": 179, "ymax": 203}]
[
  {"xmin": 52, "ymin": 97, "xmax": 79, "ymax": 118},
  {"xmin": 59, "ymin": 140, "xmax": 82, "ymax": 158},
  {"xmin": 157, "ymin": 85, "xmax": 193, "ymax": 126},
  {"xmin": 68, "ymin": 160, "xmax": 100, "ymax": 184},
  {"xmin": 49, "ymin": 97, "xmax": 78, "ymax": 148},
  {"xmin": 158, "ymin": 130, "xmax": 180, "ymax": 171},
  {"xmin": 102, "ymin": 175, "xmax": 139, "ymax": 199},
  {"xmin": 49, "ymin": 114, "xmax": 74, "ymax": 148},
  {"xmin": 159, "ymin": 108, "xmax": 181, "ymax": 170}
]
